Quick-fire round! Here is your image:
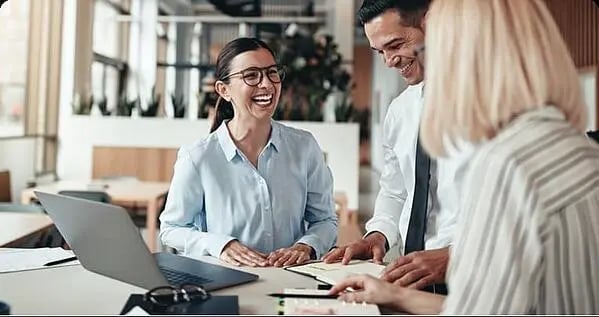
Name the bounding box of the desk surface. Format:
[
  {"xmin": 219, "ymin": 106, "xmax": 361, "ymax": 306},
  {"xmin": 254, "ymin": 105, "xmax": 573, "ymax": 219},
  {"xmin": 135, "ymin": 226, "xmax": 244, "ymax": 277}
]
[
  {"xmin": 21, "ymin": 180, "xmax": 169, "ymax": 204},
  {"xmin": 0, "ymin": 212, "xmax": 53, "ymax": 247},
  {"xmin": 0, "ymin": 255, "xmax": 323, "ymax": 315}
]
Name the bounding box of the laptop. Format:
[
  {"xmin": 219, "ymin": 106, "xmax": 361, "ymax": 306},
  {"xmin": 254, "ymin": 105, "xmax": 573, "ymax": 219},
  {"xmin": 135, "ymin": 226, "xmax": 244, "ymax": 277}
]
[{"xmin": 35, "ymin": 191, "xmax": 259, "ymax": 290}]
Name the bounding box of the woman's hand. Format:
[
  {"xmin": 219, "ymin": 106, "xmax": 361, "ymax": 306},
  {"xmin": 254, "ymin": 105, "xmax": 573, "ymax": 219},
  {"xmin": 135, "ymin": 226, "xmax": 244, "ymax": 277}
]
[
  {"xmin": 267, "ymin": 243, "xmax": 313, "ymax": 267},
  {"xmin": 329, "ymin": 274, "xmax": 445, "ymax": 315},
  {"xmin": 220, "ymin": 240, "xmax": 268, "ymax": 267},
  {"xmin": 328, "ymin": 274, "xmax": 401, "ymax": 307}
]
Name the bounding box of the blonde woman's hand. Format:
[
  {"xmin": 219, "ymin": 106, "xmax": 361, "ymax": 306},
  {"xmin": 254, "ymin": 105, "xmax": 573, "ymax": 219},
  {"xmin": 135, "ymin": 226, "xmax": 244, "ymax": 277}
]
[
  {"xmin": 267, "ymin": 243, "xmax": 313, "ymax": 267},
  {"xmin": 220, "ymin": 240, "xmax": 268, "ymax": 267},
  {"xmin": 328, "ymin": 274, "xmax": 400, "ymax": 306}
]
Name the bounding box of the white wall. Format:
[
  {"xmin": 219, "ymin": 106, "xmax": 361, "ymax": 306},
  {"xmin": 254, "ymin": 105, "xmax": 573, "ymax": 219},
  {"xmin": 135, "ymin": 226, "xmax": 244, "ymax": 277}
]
[
  {"xmin": 0, "ymin": 138, "xmax": 36, "ymax": 202},
  {"xmin": 56, "ymin": 116, "xmax": 361, "ymax": 210},
  {"xmin": 580, "ymin": 70, "xmax": 597, "ymax": 130}
]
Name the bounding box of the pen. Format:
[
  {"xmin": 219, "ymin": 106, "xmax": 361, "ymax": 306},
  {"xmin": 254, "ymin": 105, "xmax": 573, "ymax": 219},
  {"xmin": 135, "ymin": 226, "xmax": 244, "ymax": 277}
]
[
  {"xmin": 268, "ymin": 293, "xmax": 338, "ymax": 299},
  {"xmin": 43, "ymin": 256, "xmax": 78, "ymax": 267}
]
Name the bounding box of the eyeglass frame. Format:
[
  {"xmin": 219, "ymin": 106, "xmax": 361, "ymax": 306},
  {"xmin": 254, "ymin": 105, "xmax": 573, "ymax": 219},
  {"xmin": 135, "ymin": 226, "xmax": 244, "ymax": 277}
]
[
  {"xmin": 220, "ymin": 64, "xmax": 286, "ymax": 87},
  {"xmin": 143, "ymin": 283, "xmax": 211, "ymax": 307}
]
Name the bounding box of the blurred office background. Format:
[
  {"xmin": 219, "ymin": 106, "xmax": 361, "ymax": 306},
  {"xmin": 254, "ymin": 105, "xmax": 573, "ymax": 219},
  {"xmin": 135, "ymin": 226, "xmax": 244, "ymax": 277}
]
[{"xmin": 0, "ymin": 0, "xmax": 597, "ymax": 249}]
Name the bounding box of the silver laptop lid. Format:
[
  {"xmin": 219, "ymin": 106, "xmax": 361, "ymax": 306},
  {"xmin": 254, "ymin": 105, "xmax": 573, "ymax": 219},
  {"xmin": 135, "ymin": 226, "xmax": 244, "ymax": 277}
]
[{"xmin": 35, "ymin": 191, "xmax": 168, "ymax": 289}]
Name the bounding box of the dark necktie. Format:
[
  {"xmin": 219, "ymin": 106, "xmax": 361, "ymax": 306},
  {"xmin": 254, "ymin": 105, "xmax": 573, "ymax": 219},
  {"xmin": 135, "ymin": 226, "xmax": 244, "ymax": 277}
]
[
  {"xmin": 403, "ymin": 136, "xmax": 448, "ymax": 295},
  {"xmin": 404, "ymin": 135, "xmax": 430, "ymax": 255}
]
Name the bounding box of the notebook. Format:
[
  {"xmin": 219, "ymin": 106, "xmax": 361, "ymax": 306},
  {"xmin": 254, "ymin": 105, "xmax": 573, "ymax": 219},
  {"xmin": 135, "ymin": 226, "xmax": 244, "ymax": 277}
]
[
  {"xmin": 284, "ymin": 260, "xmax": 385, "ymax": 285},
  {"xmin": 277, "ymin": 289, "xmax": 380, "ymax": 315}
]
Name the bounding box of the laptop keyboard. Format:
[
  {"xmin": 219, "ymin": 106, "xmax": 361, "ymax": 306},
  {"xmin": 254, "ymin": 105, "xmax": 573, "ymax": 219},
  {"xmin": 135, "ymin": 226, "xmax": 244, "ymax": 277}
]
[{"xmin": 159, "ymin": 266, "xmax": 213, "ymax": 286}]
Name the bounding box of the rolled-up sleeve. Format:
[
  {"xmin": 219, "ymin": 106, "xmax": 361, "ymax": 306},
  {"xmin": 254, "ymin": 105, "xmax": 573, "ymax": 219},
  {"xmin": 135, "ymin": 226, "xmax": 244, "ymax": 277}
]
[
  {"xmin": 159, "ymin": 148, "xmax": 235, "ymax": 258},
  {"xmin": 296, "ymin": 136, "xmax": 338, "ymax": 258}
]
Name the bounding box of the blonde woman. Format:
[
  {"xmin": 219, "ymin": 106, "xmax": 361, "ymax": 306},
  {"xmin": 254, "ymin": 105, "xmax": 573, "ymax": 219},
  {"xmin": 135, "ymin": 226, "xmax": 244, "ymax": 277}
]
[{"xmin": 329, "ymin": 0, "xmax": 599, "ymax": 314}]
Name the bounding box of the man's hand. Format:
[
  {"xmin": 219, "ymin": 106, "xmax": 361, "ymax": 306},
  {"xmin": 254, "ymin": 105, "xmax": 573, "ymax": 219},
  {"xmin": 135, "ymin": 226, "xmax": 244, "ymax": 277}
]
[
  {"xmin": 267, "ymin": 243, "xmax": 313, "ymax": 267},
  {"xmin": 220, "ymin": 240, "xmax": 268, "ymax": 267},
  {"xmin": 321, "ymin": 232, "xmax": 387, "ymax": 265},
  {"xmin": 380, "ymin": 247, "xmax": 449, "ymax": 289}
]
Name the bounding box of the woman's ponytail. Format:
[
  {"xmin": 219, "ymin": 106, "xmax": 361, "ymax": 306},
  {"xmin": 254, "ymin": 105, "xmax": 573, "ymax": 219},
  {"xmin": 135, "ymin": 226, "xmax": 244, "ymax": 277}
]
[{"xmin": 209, "ymin": 97, "xmax": 234, "ymax": 133}]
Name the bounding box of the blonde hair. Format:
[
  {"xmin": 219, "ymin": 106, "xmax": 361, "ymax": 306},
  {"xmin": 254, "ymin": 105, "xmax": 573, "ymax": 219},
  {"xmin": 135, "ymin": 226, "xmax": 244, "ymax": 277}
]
[{"xmin": 421, "ymin": 0, "xmax": 587, "ymax": 157}]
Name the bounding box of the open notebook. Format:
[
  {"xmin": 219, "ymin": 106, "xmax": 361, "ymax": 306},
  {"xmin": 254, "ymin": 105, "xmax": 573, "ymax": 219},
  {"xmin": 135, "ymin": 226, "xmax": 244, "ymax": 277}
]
[
  {"xmin": 277, "ymin": 289, "xmax": 380, "ymax": 315},
  {"xmin": 284, "ymin": 260, "xmax": 385, "ymax": 285}
]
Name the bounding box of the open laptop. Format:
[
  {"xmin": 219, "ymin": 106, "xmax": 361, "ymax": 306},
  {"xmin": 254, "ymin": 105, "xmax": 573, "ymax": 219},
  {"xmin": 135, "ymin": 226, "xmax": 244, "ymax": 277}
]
[{"xmin": 35, "ymin": 191, "xmax": 259, "ymax": 290}]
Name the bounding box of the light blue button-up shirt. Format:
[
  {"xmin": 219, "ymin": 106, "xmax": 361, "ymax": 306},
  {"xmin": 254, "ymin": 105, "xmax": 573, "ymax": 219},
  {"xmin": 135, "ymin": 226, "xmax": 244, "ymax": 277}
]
[{"xmin": 159, "ymin": 120, "xmax": 337, "ymax": 259}]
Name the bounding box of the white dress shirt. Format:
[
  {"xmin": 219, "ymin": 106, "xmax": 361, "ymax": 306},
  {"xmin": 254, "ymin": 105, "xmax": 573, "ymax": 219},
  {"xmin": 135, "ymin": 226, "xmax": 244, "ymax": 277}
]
[{"xmin": 365, "ymin": 83, "xmax": 470, "ymax": 255}]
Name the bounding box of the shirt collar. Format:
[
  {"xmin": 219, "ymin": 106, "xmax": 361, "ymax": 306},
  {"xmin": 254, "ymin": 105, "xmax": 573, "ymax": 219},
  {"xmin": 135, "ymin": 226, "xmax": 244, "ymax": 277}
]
[
  {"xmin": 216, "ymin": 120, "xmax": 238, "ymax": 161},
  {"xmin": 216, "ymin": 119, "xmax": 280, "ymax": 162},
  {"xmin": 268, "ymin": 120, "xmax": 281, "ymax": 153},
  {"xmin": 417, "ymin": 82, "xmax": 425, "ymax": 99}
]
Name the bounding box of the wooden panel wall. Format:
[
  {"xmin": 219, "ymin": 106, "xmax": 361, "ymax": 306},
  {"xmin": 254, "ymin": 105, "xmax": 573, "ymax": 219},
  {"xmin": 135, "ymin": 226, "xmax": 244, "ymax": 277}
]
[
  {"xmin": 92, "ymin": 146, "xmax": 178, "ymax": 182},
  {"xmin": 544, "ymin": 0, "xmax": 598, "ymax": 68},
  {"xmin": 352, "ymin": 44, "xmax": 373, "ymax": 110},
  {"xmin": 545, "ymin": 0, "xmax": 599, "ymax": 127}
]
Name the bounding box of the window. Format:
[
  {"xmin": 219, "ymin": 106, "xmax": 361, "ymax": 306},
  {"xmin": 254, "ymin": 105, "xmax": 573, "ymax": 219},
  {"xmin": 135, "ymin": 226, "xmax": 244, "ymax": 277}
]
[
  {"xmin": 91, "ymin": 0, "xmax": 129, "ymax": 114},
  {"xmin": 0, "ymin": 0, "xmax": 30, "ymax": 136}
]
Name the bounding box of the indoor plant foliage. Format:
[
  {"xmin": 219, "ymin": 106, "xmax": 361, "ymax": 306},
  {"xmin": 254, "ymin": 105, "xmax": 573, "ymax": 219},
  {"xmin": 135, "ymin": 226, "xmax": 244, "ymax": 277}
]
[
  {"xmin": 71, "ymin": 93, "xmax": 93, "ymax": 115},
  {"xmin": 139, "ymin": 86, "xmax": 160, "ymax": 117},
  {"xmin": 269, "ymin": 27, "xmax": 352, "ymax": 122},
  {"xmin": 116, "ymin": 93, "xmax": 139, "ymax": 117},
  {"xmin": 170, "ymin": 93, "xmax": 186, "ymax": 119}
]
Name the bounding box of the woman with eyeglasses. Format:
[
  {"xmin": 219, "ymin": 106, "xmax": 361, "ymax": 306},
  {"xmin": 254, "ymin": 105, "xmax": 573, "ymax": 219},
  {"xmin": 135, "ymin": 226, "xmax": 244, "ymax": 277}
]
[{"xmin": 159, "ymin": 37, "xmax": 337, "ymax": 268}]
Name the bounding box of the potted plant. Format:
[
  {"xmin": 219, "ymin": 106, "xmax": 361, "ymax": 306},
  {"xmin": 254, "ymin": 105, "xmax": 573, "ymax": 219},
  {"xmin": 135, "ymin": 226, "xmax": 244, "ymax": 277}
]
[
  {"xmin": 139, "ymin": 86, "xmax": 160, "ymax": 117},
  {"xmin": 170, "ymin": 93, "xmax": 186, "ymax": 118}
]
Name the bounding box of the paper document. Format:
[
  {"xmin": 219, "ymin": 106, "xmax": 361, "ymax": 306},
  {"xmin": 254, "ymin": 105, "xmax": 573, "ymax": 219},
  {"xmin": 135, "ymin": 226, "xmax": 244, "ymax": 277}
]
[
  {"xmin": 285, "ymin": 260, "xmax": 385, "ymax": 285},
  {"xmin": 0, "ymin": 247, "xmax": 80, "ymax": 273},
  {"xmin": 280, "ymin": 288, "xmax": 380, "ymax": 315}
]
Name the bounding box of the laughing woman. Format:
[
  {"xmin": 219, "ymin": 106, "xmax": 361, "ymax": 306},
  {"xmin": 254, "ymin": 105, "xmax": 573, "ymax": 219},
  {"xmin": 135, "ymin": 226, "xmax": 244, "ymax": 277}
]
[{"xmin": 159, "ymin": 37, "xmax": 337, "ymax": 267}]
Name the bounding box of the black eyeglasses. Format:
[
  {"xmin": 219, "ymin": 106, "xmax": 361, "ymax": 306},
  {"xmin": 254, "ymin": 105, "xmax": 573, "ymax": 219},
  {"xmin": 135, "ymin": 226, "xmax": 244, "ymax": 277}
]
[
  {"xmin": 143, "ymin": 284, "xmax": 210, "ymax": 308},
  {"xmin": 221, "ymin": 64, "xmax": 286, "ymax": 87},
  {"xmin": 413, "ymin": 44, "xmax": 425, "ymax": 67}
]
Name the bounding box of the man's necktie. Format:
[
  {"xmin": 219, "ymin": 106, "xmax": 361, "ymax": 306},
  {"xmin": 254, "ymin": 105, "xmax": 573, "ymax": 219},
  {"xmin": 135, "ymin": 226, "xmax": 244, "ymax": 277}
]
[
  {"xmin": 404, "ymin": 136, "xmax": 430, "ymax": 255},
  {"xmin": 404, "ymin": 136, "xmax": 449, "ymax": 295}
]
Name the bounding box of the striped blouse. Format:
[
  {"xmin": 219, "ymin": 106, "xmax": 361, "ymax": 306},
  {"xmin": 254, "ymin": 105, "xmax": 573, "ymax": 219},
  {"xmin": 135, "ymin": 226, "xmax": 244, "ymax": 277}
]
[{"xmin": 443, "ymin": 106, "xmax": 599, "ymax": 314}]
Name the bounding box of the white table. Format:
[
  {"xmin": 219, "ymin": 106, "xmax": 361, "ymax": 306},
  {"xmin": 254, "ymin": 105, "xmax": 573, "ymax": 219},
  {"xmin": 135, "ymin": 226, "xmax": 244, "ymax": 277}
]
[
  {"xmin": 0, "ymin": 212, "xmax": 53, "ymax": 247},
  {"xmin": 0, "ymin": 256, "xmax": 324, "ymax": 315}
]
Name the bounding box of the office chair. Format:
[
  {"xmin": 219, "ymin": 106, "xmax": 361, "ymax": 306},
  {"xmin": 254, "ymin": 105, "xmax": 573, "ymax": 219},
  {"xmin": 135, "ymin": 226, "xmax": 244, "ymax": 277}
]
[{"xmin": 57, "ymin": 190, "xmax": 112, "ymax": 204}]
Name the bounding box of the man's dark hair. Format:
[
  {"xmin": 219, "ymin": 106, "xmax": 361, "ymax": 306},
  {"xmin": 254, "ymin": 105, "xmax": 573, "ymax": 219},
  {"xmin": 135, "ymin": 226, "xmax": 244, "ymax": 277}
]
[
  {"xmin": 0, "ymin": 0, "xmax": 8, "ymax": 8},
  {"xmin": 357, "ymin": 0, "xmax": 430, "ymax": 27}
]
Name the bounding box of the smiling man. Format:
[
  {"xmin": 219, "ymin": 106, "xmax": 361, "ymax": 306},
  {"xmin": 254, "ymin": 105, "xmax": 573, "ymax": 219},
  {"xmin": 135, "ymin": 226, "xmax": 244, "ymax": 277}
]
[{"xmin": 323, "ymin": 0, "xmax": 466, "ymax": 295}]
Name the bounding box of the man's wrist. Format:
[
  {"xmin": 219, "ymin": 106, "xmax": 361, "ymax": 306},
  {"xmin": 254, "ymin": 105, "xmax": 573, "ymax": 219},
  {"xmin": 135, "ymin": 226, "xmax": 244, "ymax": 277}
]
[
  {"xmin": 364, "ymin": 231, "xmax": 389, "ymax": 251},
  {"xmin": 295, "ymin": 243, "xmax": 316, "ymax": 259}
]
